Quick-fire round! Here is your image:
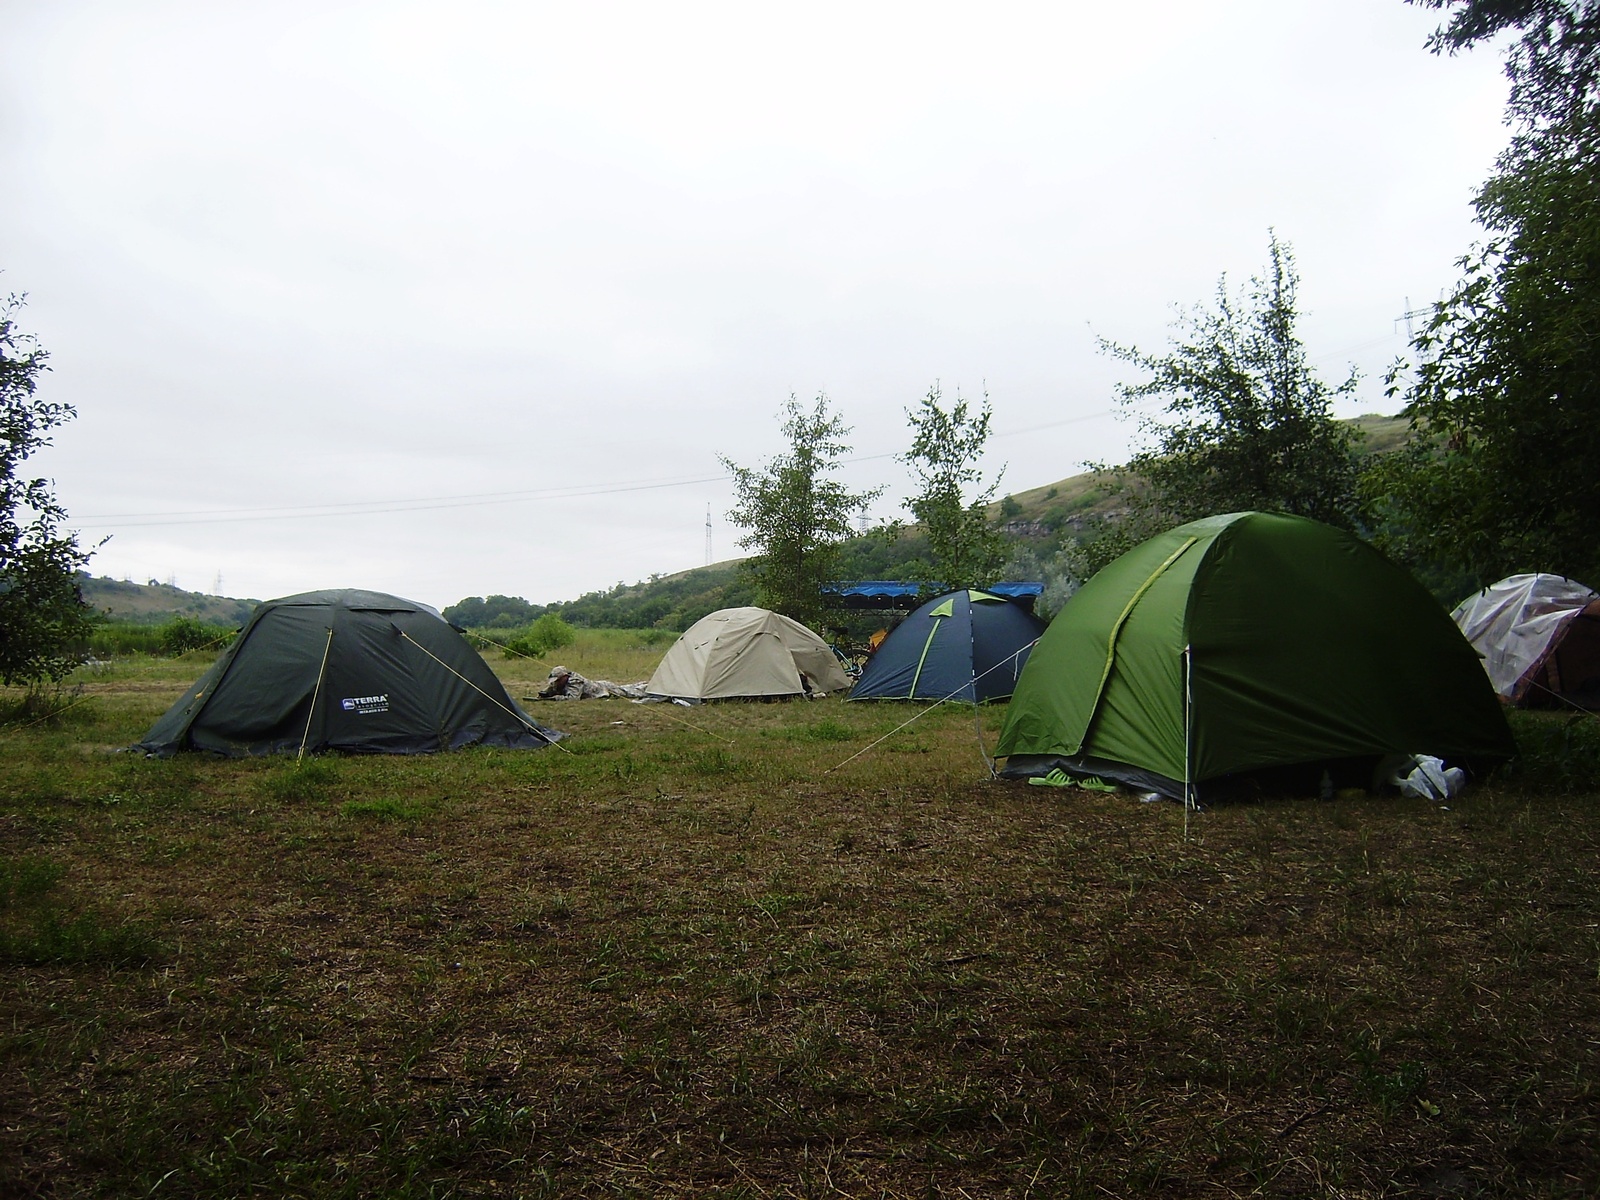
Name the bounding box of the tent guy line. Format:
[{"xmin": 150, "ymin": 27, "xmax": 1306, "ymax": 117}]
[
  {"xmin": 399, "ymin": 630, "xmax": 570, "ymax": 751},
  {"xmin": 824, "ymin": 637, "xmax": 1041, "ymax": 777}
]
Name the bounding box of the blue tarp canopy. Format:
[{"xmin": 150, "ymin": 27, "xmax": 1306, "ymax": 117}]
[{"xmin": 823, "ymin": 581, "xmax": 1043, "ymax": 611}]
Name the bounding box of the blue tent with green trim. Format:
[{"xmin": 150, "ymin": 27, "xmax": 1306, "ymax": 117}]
[{"xmin": 849, "ymin": 589, "xmax": 1045, "ymax": 702}]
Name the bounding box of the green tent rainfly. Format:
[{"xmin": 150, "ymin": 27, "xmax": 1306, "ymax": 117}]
[
  {"xmin": 996, "ymin": 512, "xmax": 1515, "ymax": 799},
  {"xmin": 133, "ymin": 589, "xmax": 563, "ymax": 757}
]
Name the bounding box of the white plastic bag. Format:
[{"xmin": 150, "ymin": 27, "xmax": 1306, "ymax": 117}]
[{"xmin": 1381, "ymin": 754, "xmax": 1466, "ymax": 800}]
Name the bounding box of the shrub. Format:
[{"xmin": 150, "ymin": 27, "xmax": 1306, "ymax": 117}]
[
  {"xmin": 1500, "ymin": 712, "xmax": 1600, "ymax": 793},
  {"xmin": 505, "ymin": 613, "xmax": 577, "ymax": 660},
  {"xmin": 160, "ymin": 616, "xmax": 230, "ymax": 655}
]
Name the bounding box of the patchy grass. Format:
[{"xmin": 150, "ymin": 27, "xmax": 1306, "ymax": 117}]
[{"xmin": 0, "ymin": 654, "xmax": 1596, "ymax": 1197}]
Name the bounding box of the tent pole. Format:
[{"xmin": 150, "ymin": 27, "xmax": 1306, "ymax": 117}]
[
  {"xmin": 298, "ymin": 627, "xmax": 335, "ymax": 763},
  {"xmin": 1183, "ymin": 643, "xmax": 1193, "ymax": 842}
]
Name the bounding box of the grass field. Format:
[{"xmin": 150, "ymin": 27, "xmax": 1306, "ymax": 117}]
[{"xmin": 1, "ymin": 631, "xmax": 1597, "ymax": 1198}]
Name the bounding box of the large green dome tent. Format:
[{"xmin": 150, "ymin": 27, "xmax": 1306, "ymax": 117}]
[
  {"xmin": 996, "ymin": 512, "xmax": 1515, "ymax": 799},
  {"xmin": 133, "ymin": 589, "xmax": 563, "ymax": 757}
]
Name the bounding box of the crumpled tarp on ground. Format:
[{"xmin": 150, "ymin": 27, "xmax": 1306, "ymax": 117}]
[{"xmin": 532, "ymin": 666, "xmax": 650, "ymax": 701}]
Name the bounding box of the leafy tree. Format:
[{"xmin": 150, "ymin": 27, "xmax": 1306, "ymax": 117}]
[
  {"xmin": 1367, "ymin": 1, "xmax": 1600, "ymax": 583},
  {"xmin": 721, "ymin": 394, "xmax": 881, "ymax": 629},
  {"xmin": 898, "ymin": 384, "xmax": 1010, "ymax": 592},
  {"xmin": 1093, "ymin": 234, "xmax": 1360, "ymax": 568},
  {"xmin": 443, "ymin": 594, "xmax": 541, "ymax": 629},
  {"xmin": 0, "ymin": 293, "xmax": 95, "ymax": 686}
]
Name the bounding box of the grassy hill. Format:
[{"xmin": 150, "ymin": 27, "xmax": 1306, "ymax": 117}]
[
  {"xmin": 78, "ymin": 575, "xmax": 258, "ymax": 627},
  {"xmin": 987, "ymin": 411, "xmax": 1408, "ymax": 534},
  {"xmin": 506, "ymin": 413, "xmax": 1411, "ymax": 632}
]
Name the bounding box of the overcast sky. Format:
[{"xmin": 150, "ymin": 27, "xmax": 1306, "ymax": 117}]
[{"xmin": 1, "ymin": 1, "xmax": 1510, "ymax": 610}]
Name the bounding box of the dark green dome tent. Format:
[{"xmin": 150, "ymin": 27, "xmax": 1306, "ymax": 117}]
[
  {"xmin": 133, "ymin": 589, "xmax": 563, "ymax": 757},
  {"xmin": 848, "ymin": 589, "xmax": 1045, "ymax": 702},
  {"xmin": 996, "ymin": 513, "xmax": 1515, "ymax": 799}
]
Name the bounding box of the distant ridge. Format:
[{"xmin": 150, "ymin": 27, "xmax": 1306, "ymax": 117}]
[
  {"xmin": 86, "ymin": 414, "xmax": 1409, "ymax": 629},
  {"xmin": 511, "ymin": 412, "xmax": 1410, "ymax": 630},
  {"xmin": 78, "ymin": 574, "xmax": 258, "ymax": 626}
]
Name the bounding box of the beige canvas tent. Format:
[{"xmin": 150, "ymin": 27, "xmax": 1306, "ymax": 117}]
[{"xmin": 647, "ymin": 607, "xmax": 851, "ymax": 700}]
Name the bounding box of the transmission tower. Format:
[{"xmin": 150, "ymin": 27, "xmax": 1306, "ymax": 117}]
[
  {"xmin": 704, "ymin": 504, "xmax": 713, "ymax": 566},
  {"xmin": 1393, "ymin": 295, "xmax": 1430, "ymax": 344}
]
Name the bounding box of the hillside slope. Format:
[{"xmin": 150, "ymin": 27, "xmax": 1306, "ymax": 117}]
[
  {"xmin": 78, "ymin": 575, "xmax": 258, "ymax": 626},
  {"xmin": 520, "ymin": 412, "xmax": 1410, "ymax": 630}
]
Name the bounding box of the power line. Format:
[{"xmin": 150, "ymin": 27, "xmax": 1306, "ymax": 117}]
[
  {"xmin": 70, "ymin": 348, "xmax": 1397, "ymax": 534},
  {"xmin": 78, "ymin": 472, "xmax": 732, "ymax": 529}
]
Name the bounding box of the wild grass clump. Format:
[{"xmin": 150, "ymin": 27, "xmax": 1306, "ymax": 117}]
[
  {"xmin": 341, "ymin": 796, "xmax": 429, "ymax": 821},
  {"xmin": 81, "ymin": 618, "xmax": 236, "ymax": 658},
  {"xmin": 0, "ymin": 856, "xmax": 64, "ymax": 907},
  {"xmin": 0, "ymin": 683, "xmax": 89, "ymax": 727},
  {"xmin": 784, "ymin": 718, "xmax": 855, "ymax": 743},
  {"xmin": 258, "ymin": 756, "xmax": 344, "ymax": 804},
  {"xmin": 0, "ymin": 853, "xmax": 158, "ymax": 967}
]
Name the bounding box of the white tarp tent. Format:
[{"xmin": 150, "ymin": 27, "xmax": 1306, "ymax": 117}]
[
  {"xmin": 647, "ymin": 608, "xmax": 852, "ymax": 700},
  {"xmin": 1452, "ymin": 574, "xmax": 1600, "ymax": 704}
]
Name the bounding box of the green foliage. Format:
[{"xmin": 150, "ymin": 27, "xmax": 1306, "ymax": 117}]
[
  {"xmin": 1498, "ymin": 712, "xmax": 1600, "ymax": 793},
  {"xmin": 1096, "ymin": 234, "xmax": 1361, "ymax": 564},
  {"xmin": 1368, "ymin": 2, "xmax": 1600, "ymax": 584},
  {"xmin": 341, "ymin": 796, "xmax": 427, "ymax": 821},
  {"xmin": 84, "ymin": 622, "xmax": 166, "ymax": 656},
  {"xmin": 78, "ymin": 619, "xmax": 234, "ymax": 658},
  {"xmin": 519, "ymin": 562, "xmax": 753, "ymax": 631},
  {"xmin": 786, "ymin": 718, "xmax": 855, "ymax": 743},
  {"xmin": 443, "ymin": 594, "xmax": 542, "ymax": 629},
  {"xmin": 1350, "ymin": 1030, "xmax": 1430, "ymax": 1118},
  {"xmin": 721, "ymin": 394, "xmax": 882, "ymax": 628},
  {"xmin": 899, "ymin": 384, "xmax": 1009, "ymax": 593},
  {"xmin": 0, "ymin": 293, "xmax": 96, "ymax": 686},
  {"xmin": 1000, "ymin": 544, "xmax": 1081, "ymax": 622},
  {"xmin": 505, "ymin": 613, "xmax": 577, "ymax": 659},
  {"xmin": 158, "ymin": 615, "xmax": 231, "ymax": 655}
]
